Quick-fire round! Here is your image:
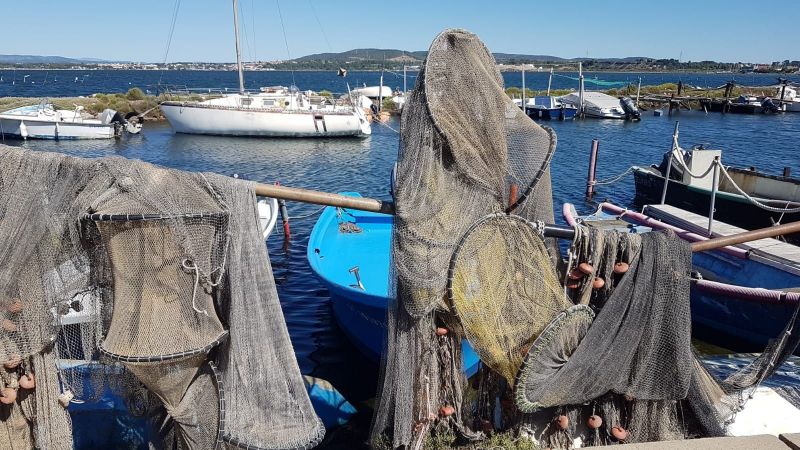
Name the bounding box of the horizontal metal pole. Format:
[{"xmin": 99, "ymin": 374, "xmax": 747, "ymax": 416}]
[{"xmin": 253, "ymin": 183, "xmax": 800, "ymax": 252}]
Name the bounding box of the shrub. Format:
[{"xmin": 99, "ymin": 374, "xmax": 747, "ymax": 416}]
[{"xmin": 126, "ymin": 88, "xmax": 145, "ymax": 100}]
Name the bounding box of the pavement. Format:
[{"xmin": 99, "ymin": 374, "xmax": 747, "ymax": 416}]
[{"xmin": 584, "ymin": 434, "xmax": 800, "ymax": 449}]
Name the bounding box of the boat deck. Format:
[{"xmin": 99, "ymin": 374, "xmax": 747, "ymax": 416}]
[{"xmin": 644, "ymin": 204, "xmax": 800, "ymax": 276}]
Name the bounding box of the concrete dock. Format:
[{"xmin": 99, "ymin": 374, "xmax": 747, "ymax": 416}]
[{"xmin": 585, "ymin": 434, "xmax": 800, "ymax": 449}]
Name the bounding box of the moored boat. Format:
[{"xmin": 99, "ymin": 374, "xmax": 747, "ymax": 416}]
[
  {"xmin": 632, "ymin": 145, "xmax": 800, "ymax": 242},
  {"xmin": 307, "ymin": 193, "xmax": 481, "ymax": 374},
  {"xmin": 0, "ymin": 103, "xmax": 140, "ymax": 140},
  {"xmin": 563, "ymin": 201, "xmax": 800, "ymax": 353},
  {"xmin": 524, "ymin": 96, "xmax": 578, "ymax": 120},
  {"xmin": 559, "ymin": 91, "xmax": 639, "ymax": 120}
]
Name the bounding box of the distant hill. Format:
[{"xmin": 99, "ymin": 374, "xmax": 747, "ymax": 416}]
[
  {"xmin": 0, "ymin": 54, "xmax": 113, "ymax": 64},
  {"xmin": 293, "ymin": 49, "xmax": 652, "ymax": 64}
]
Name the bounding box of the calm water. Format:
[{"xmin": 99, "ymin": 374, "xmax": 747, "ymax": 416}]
[
  {"xmin": 1, "ymin": 69, "xmax": 798, "ymax": 98},
  {"xmin": 2, "ymin": 74, "xmax": 799, "ymax": 436}
]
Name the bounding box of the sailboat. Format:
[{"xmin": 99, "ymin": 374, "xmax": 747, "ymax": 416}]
[{"xmin": 160, "ymin": 0, "xmax": 371, "ymax": 138}]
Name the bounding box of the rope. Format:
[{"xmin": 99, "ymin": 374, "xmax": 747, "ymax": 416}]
[
  {"xmin": 717, "ymin": 164, "xmax": 800, "ymax": 214},
  {"xmin": 288, "ymin": 205, "xmax": 326, "ymax": 220},
  {"xmin": 592, "ymin": 167, "xmax": 634, "ymax": 186},
  {"xmin": 669, "ymin": 149, "xmax": 716, "ymax": 179},
  {"xmin": 158, "ymin": 0, "xmax": 182, "ymax": 87}
]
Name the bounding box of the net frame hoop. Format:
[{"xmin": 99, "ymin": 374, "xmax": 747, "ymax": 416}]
[
  {"xmin": 84, "ymin": 211, "xmax": 228, "ymax": 222},
  {"xmin": 513, "ymin": 304, "xmax": 595, "ymax": 413},
  {"xmin": 505, "ymin": 125, "xmax": 557, "ymax": 214},
  {"xmin": 445, "ymin": 212, "xmax": 547, "ymax": 311},
  {"xmin": 99, "ymin": 331, "xmax": 228, "ymax": 363}
]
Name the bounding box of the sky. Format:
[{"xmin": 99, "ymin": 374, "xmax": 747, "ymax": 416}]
[{"xmin": 0, "ymin": 0, "xmax": 795, "ymax": 64}]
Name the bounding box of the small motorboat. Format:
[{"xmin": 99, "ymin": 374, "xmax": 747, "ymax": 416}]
[
  {"xmin": 700, "ymin": 95, "xmax": 782, "ymax": 114},
  {"xmin": 633, "ymin": 145, "xmax": 800, "ymax": 241},
  {"xmin": 0, "ymin": 103, "xmax": 141, "ymax": 140},
  {"xmin": 307, "ymin": 192, "xmax": 481, "ymax": 374},
  {"xmin": 563, "ymin": 201, "xmax": 800, "ymax": 354},
  {"xmin": 524, "ymin": 96, "xmax": 578, "ymax": 120},
  {"xmin": 559, "ymin": 91, "xmax": 639, "ymax": 120}
]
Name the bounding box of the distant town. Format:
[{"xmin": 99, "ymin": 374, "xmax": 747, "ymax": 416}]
[{"xmin": 1, "ymin": 50, "xmax": 798, "ymax": 73}]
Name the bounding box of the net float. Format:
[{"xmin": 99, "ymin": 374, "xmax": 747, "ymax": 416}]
[
  {"xmin": 439, "ymin": 405, "xmax": 455, "ymax": 417},
  {"xmin": 611, "ymin": 426, "xmax": 629, "ymax": 441},
  {"xmin": 568, "ymin": 268, "xmax": 585, "ymax": 280},
  {"xmin": 566, "ymin": 280, "xmax": 580, "ymax": 289},
  {"xmin": 0, "ymin": 387, "xmax": 17, "ymax": 404},
  {"xmin": 555, "ymin": 414, "xmax": 569, "ymax": 430},
  {"xmin": 6, "ymin": 300, "xmax": 22, "ymax": 314},
  {"xmin": 592, "ymin": 277, "xmax": 606, "ymax": 289},
  {"xmin": 613, "ymin": 262, "xmax": 630, "ymax": 274},
  {"xmin": 19, "ymin": 373, "xmax": 35, "ymax": 390},
  {"xmin": 435, "ymin": 327, "xmax": 449, "ymax": 336},
  {"xmin": 1, "ymin": 319, "xmax": 17, "ymax": 332},
  {"xmin": 578, "ymin": 262, "xmax": 594, "ymax": 275},
  {"xmin": 587, "ymin": 415, "xmax": 603, "ymax": 429},
  {"xmin": 3, "ymin": 355, "xmax": 21, "ymax": 369}
]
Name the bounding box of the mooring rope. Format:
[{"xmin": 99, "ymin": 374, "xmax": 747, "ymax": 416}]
[{"xmin": 717, "ymin": 164, "xmax": 800, "ymax": 214}]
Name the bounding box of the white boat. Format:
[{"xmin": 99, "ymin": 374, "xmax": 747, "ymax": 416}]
[
  {"xmin": 559, "ymin": 91, "xmax": 628, "ymax": 119},
  {"xmin": 258, "ymin": 197, "xmax": 279, "ymax": 240},
  {"xmin": 159, "ymin": 0, "xmax": 370, "ymax": 138},
  {"xmin": 776, "ymin": 85, "xmax": 800, "ymax": 112},
  {"xmin": 160, "ymin": 87, "xmax": 371, "ymax": 137},
  {"xmin": 351, "ymin": 85, "xmax": 392, "ymax": 98},
  {"xmin": 0, "ymin": 103, "xmax": 140, "ymax": 140}
]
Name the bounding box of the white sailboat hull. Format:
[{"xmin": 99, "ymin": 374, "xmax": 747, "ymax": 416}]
[
  {"xmin": 0, "ymin": 116, "xmax": 116, "ymax": 140},
  {"xmin": 160, "ymin": 103, "xmax": 371, "ymax": 137}
]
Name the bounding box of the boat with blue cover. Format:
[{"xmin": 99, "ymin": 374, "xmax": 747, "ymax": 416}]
[
  {"xmin": 307, "ymin": 192, "xmax": 481, "ymax": 375},
  {"xmin": 563, "ymin": 201, "xmax": 800, "ymax": 353}
]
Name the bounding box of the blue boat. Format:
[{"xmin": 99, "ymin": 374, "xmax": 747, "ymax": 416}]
[
  {"xmin": 307, "ymin": 192, "xmax": 481, "ymax": 375},
  {"xmin": 525, "ymin": 96, "xmax": 578, "ymax": 121},
  {"xmin": 563, "ymin": 202, "xmax": 800, "ymax": 353}
]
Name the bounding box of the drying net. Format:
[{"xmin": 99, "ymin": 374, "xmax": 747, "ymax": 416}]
[
  {"xmin": 513, "ymin": 228, "xmax": 800, "ymax": 448},
  {"xmin": 447, "ymin": 213, "xmax": 570, "ymax": 385},
  {"xmin": 372, "ymin": 29, "xmax": 558, "ymax": 448},
  {"xmin": 0, "ymin": 145, "xmax": 323, "ymax": 450}
]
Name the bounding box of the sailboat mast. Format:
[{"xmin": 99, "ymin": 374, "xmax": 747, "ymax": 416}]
[{"xmin": 231, "ymin": 0, "xmax": 245, "ymax": 94}]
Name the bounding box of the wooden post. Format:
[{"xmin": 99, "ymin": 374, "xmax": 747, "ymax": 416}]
[
  {"xmin": 521, "ymin": 65, "xmax": 526, "ymax": 113},
  {"xmin": 635, "ymin": 77, "xmax": 641, "ymax": 107},
  {"xmin": 677, "ymin": 81, "xmax": 683, "ymax": 96},
  {"xmin": 784, "ymin": 167, "xmax": 792, "ymax": 178},
  {"xmin": 586, "ymin": 139, "xmax": 599, "ymax": 198}
]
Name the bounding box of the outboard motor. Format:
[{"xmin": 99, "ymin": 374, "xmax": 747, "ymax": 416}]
[
  {"xmin": 620, "ymin": 97, "xmax": 641, "ymax": 121},
  {"xmin": 761, "ymin": 97, "xmax": 780, "ymax": 114}
]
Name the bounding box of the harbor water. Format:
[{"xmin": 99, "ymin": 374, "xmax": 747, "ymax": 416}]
[{"xmin": 2, "ymin": 71, "xmax": 799, "ymax": 444}]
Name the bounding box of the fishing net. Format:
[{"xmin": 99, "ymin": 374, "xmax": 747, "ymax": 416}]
[
  {"xmin": 372, "ymin": 28, "xmax": 557, "ymax": 449},
  {"xmin": 447, "ymin": 213, "xmax": 570, "ymax": 384},
  {"xmin": 0, "ymin": 145, "xmax": 323, "ymax": 450},
  {"xmin": 514, "ymin": 228, "xmax": 800, "ymax": 447}
]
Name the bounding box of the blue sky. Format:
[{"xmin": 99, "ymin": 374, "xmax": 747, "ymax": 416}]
[{"xmin": 1, "ymin": 0, "xmax": 794, "ymax": 63}]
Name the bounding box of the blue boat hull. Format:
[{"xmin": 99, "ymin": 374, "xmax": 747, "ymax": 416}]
[
  {"xmin": 525, "ymin": 107, "xmax": 577, "ymax": 120},
  {"xmin": 308, "ymin": 193, "xmax": 481, "ymax": 375}
]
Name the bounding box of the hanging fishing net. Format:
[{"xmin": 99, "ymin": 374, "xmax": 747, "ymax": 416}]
[
  {"xmin": 513, "ymin": 228, "xmax": 800, "ymax": 447},
  {"xmin": 447, "ymin": 213, "xmax": 570, "ymax": 384},
  {"xmin": 0, "ymin": 145, "xmax": 323, "ymax": 450},
  {"xmin": 372, "ymin": 28, "xmax": 558, "ymax": 449}
]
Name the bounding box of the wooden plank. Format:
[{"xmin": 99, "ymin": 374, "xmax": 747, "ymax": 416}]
[{"xmin": 644, "ymin": 204, "xmax": 800, "ymax": 267}]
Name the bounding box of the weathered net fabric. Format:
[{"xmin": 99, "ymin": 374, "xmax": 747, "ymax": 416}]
[
  {"xmin": 372, "ymin": 29, "xmax": 557, "ymax": 449},
  {"xmin": 515, "ymin": 228, "xmax": 800, "ymax": 447},
  {"xmin": 0, "ymin": 145, "xmax": 323, "ymax": 450},
  {"xmin": 448, "ymin": 214, "xmax": 570, "ymax": 384}
]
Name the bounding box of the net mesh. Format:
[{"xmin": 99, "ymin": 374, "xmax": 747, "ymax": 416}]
[
  {"xmin": 448, "ymin": 213, "xmax": 570, "ymax": 385},
  {"xmin": 372, "ymin": 28, "xmax": 558, "ymax": 448},
  {"xmin": 514, "ymin": 228, "xmax": 800, "ymax": 447},
  {"xmin": 0, "ymin": 145, "xmax": 323, "ymax": 450}
]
